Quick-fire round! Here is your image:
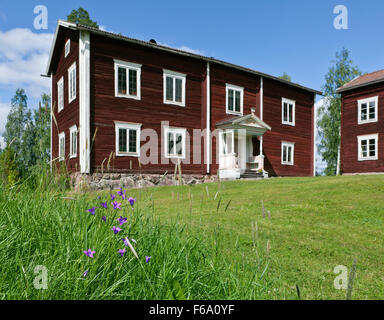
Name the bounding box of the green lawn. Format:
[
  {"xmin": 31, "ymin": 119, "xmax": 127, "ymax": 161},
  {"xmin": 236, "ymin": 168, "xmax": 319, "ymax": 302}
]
[
  {"xmin": 1, "ymin": 174, "xmax": 383, "ymax": 299},
  {"xmin": 121, "ymin": 174, "xmax": 384, "ymax": 299}
]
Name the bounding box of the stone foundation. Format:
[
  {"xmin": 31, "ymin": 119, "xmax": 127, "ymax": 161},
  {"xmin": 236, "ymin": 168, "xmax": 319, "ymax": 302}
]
[{"xmin": 70, "ymin": 172, "xmax": 219, "ymax": 192}]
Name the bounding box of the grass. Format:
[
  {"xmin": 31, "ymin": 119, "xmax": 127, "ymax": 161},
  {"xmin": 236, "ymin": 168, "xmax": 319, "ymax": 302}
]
[{"xmin": 0, "ymin": 174, "xmax": 383, "ymax": 299}]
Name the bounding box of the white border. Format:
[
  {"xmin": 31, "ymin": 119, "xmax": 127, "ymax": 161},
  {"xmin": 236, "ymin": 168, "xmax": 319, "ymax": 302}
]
[
  {"xmin": 114, "ymin": 121, "xmax": 142, "ymax": 157},
  {"xmin": 282, "ymin": 97, "xmax": 295, "ymax": 126},
  {"xmin": 357, "ymin": 96, "xmax": 378, "ymax": 125},
  {"xmin": 68, "ymin": 61, "xmax": 76, "ymax": 104},
  {"xmin": 281, "ymin": 141, "xmax": 295, "ymax": 165},
  {"xmin": 114, "ymin": 59, "xmax": 142, "ymax": 100},
  {"xmin": 69, "ymin": 125, "xmax": 78, "ymax": 159},
  {"xmin": 226, "ymin": 83, "xmax": 244, "ymax": 116},
  {"xmin": 357, "ymin": 133, "xmax": 378, "ymax": 161},
  {"xmin": 164, "ymin": 126, "xmax": 186, "ymax": 159},
  {"xmin": 58, "ymin": 131, "xmax": 65, "ymax": 161},
  {"xmin": 163, "ymin": 69, "xmax": 186, "ymax": 107},
  {"xmin": 57, "ymin": 76, "xmax": 64, "ymax": 112}
]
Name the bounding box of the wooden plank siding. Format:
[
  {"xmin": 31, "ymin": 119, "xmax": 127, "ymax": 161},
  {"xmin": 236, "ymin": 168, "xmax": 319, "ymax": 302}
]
[
  {"xmin": 341, "ymin": 82, "xmax": 384, "ymax": 174},
  {"xmin": 90, "ymin": 34, "xmax": 207, "ymax": 175},
  {"xmin": 262, "ymin": 78, "xmax": 314, "ymax": 176},
  {"xmin": 51, "ymin": 28, "xmax": 80, "ymax": 172}
]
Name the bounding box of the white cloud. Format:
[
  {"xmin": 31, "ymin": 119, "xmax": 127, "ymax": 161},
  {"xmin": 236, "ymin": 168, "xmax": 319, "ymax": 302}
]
[
  {"xmin": 156, "ymin": 41, "xmax": 204, "ymax": 56},
  {"xmin": 0, "ymin": 28, "xmax": 53, "ymax": 98}
]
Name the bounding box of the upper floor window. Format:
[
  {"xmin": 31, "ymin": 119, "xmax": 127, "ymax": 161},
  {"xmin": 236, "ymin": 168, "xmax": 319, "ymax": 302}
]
[
  {"xmin": 226, "ymin": 84, "xmax": 243, "ymax": 115},
  {"xmin": 358, "ymin": 134, "xmax": 378, "ymax": 161},
  {"xmin": 65, "ymin": 39, "xmax": 70, "ymax": 58},
  {"xmin": 282, "ymin": 98, "xmax": 295, "ymax": 126},
  {"xmin": 114, "ymin": 60, "xmax": 141, "ymax": 100},
  {"xmin": 69, "ymin": 125, "xmax": 78, "ymax": 158},
  {"xmin": 57, "ymin": 77, "xmax": 64, "ymax": 112},
  {"xmin": 68, "ymin": 62, "xmax": 76, "ymax": 103},
  {"xmin": 163, "ymin": 70, "xmax": 186, "ymax": 106},
  {"xmin": 358, "ymin": 96, "xmax": 378, "ymax": 124},
  {"xmin": 281, "ymin": 141, "xmax": 294, "ymax": 165},
  {"xmin": 164, "ymin": 127, "xmax": 186, "ymax": 158},
  {"xmin": 58, "ymin": 132, "xmax": 65, "ymax": 161},
  {"xmin": 115, "ymin": 121, "xmax": 141, "ymax": 157}
]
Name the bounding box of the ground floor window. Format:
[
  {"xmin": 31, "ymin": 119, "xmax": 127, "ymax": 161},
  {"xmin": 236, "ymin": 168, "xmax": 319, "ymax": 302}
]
[
  {"xmin": 58, "ymin": 132, "xmax": 65, "ymax": 161},
  {"xmin": 115, "ymin": 121, "xmax": 141, "ymax": 157},
  {"xmin": 164, "ymin": 127, "xmax": 186, "ymax": 158},
  {"xmin": 281, "ymin": 141, "xmax": 294, "ymax": 165},
  {"xmin": 358, "ymin": 134, "xmax": 378, "ymax": 161},
  {"xmin": 69, "ymin": 125, "xmax": 78, "ymax": 158},
  {"xmin": 219, "ymin": 129, "xmax": 235, "ymax": 155}
]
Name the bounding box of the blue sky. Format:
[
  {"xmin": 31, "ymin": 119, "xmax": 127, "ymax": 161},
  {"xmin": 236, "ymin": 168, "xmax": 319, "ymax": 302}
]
[{"xmin": 0, "ymin": 0, "xmax": 384, "ymax": 168}]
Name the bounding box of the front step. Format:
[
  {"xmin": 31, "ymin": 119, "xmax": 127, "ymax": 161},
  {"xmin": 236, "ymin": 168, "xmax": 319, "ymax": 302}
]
[{"xmin": 240, "ymin": 170, "xmax": 267, "ymax": 179}]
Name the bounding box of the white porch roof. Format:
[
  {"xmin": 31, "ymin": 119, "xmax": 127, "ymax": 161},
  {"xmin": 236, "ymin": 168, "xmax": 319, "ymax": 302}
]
[{"xmin": 216, "ymin": 113, "xmax": 272, "ymax": 135}]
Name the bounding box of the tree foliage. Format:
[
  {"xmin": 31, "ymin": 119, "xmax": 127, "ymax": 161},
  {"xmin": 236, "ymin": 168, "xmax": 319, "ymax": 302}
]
[
  {"xmin": 317, "ymin": 48, "xmax": 361, "ymax": 176},
  {"xmin": 67, "ymin": 7, "xmax": 99, "ymax": 28},
  {"xmin": 0, "ymin": 146, "xmax": 20, "ymax": 185},
  {"xmin": 279, "ymin": 73, "xmax": 292, "ymax": 82}
]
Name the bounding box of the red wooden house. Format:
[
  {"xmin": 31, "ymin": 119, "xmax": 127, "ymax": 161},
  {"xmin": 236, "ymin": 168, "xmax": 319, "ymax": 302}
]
[
  {"xmin": 45, "ymin": 20, "xmax": 321, "ymax": 184},
  {"xmin": 337, "ymin": 70, "xmax": 384, "ymax": 174}
]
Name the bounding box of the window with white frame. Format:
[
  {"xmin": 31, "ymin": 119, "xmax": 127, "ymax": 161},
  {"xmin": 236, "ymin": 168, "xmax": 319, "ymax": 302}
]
[
  {"xmin": 115, "ymin": 122, "xmax": 141, "ymax": 156},
  {"xmin": 282, "ymin": 98, "xmax": 295, "ymax": 126},
  {"xmin": 219, "ymin": 130, "xmax": 235, "ymax": 155},
  {"xmin": 68, "ymin": 62, "xmax": 76, "ymax": 103},
  {"xmin": 358, "ymin": 96, "xmax": 378, "ymax": 124},
  {"xmin": 226, "ymin": 84, "xmax": 243, "ymax": 115},
  {"xmin": 163, "ymin": 70, "xmax": 186, "ymax": 106},
  {"xmin": 57, "ymin": 77, "xmax": 64, "ymax": 112},
  {"xmin": 69, "ymin": 125, "xmax": 78, "ymax": 158},
  {"xmin": 281, "ymin": 141, "xmax": 294, "ymax": 165},
  {"xmin": 358, "ymin": 134, "xmax": 378, "ymax": 161},
  {"xmin": 164, "ymin": 127, "xmax": 186, "ymax": 158},
  {"xmin": 114, "ymin": 60, "xmax": 141, "ymax": 99},
  {"xmin": 65, "ymin": 39, "xmax": 70, "ymax": 58},
  {"xmin": 58, "ymin": 132, "xmax": 65, "ymax": 161}
]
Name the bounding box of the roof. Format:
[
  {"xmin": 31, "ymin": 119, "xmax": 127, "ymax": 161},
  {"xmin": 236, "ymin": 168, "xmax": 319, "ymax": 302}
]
[
  {"xmin": 337, "ymin": 69, "xmax": 384, "ymax": 93},
  {"xmin": 45, "ymin": 20, "xmax": 322, "ymax": 95},
  {"xmin": 216, "ymin": 113, "xmax": 272, "ymax": 133}
]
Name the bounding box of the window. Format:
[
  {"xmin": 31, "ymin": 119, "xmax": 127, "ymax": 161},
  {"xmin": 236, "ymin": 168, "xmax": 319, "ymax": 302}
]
[
  {"xmin": 163, "ymin": 70, "xmax": 186, "ymax": 106},
  {"xmin": 58, "ymin": 132, "xmax": 65, "ymax": 161},
  {"xmin": 220, "ymin": 130, "xmax": 234, "ymax": 155},
  {"xmin": 282, "ymin": 98, "xmax": 295, "ymax": 126},
  {"xmin": 115, "ymin": 122, "xmax": 141, "ymax": 156},
  {"xmin": 281, "ymin": 141, "xmax": 294, "ymax": 165},
  {"xmin": 226, "ymin": 84, "xmax": 243, "ymax": 115},
  {"xmin": 68, "ymin": 62, "xmax": 76, "ymax": 103},
  {"xmin": 358, "ymin": 134, "xmax": 378, "ymax": 161},
  {"xmin": 114, "ymin": 60, "xmax": 141, "ymax": 99},
  {"xmin": 65, "ymin": 39, "xmax": 70, "ymax": 58},
  {"xmin": 57, "ymin": 77, "xmax": 64, "ymax": 112},
  {"xmin": 164, "ymin": 127, "xmax": 186, "ymax": 158},
  {"xmin": 69, "ymin": 125, "xmax": 78, "ymax": 158},
  {"xmin": 358, "ymin": 96, "xmax": 378, "ymax": 124}
]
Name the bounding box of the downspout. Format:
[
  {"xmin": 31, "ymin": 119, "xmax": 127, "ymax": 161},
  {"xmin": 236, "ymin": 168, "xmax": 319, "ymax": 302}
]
[
  {"xmin": 259, "ymin": 76, "xmax": 263, "ymax": 156},
  {"xmin": 206, "ymin": 62, "xmax": 211, "ymax": 174},
  {"xmin": 313, "ymin": 93, "xmax": 317, "ymax": 176}
]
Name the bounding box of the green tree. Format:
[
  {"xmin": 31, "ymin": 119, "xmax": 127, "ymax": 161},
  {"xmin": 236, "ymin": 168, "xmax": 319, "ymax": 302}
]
[
  {"xmin": 32, "ymin": 94, "xmax": 51, "ymax": 165},
  {"xmin": 318, "ymin": 48, "xmax": 361, "ymax": 176},
  {"xmin": 279, "ymin": 73, "xmax": 292, "ymax": 82},
  {"xmin": 67, "ymin": 7, "xmax": 99, "ymax": 28},
  {"xmin": 0, "ymin": 146, "xmax": 20, "ymax": 185}
]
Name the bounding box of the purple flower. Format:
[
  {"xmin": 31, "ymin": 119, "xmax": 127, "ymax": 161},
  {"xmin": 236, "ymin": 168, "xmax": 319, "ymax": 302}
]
[
  {"xmin": 87, "ymin": 207, "xmax": 97, "ymax": 215},
  {"xmin": 122, "ymin": 190, "xmax": 127, "ymax": 200},
  {"xmin": 100, "ymin": 202, "xmax": 108, "ymax": 209},
  {"xmin": 102, "ymin": 216, "xmax": 106, "ymax": 222},
  {"xmin": 112, "ymin": 226, "xmax": 122, "ymax": 234},
  {"xmin": 128, "ymin": 197, "xmax": 136, "ymax": 206},
  {"xmin": 97, "ymin": 196, "xmax": 101, "ymax": 200},
  {"xmin": 117, "ymin": 188, "xmax": 124, "ymax": 196},
  {"xmin": 123, "ymin": 238, "xmax": 136, "ymax": 246},
  {"xmin": 145, "ymin": 256, "xmax": 151, "ymax": 263},
  {"xmin": 117, "ymin": 216, "xmax": 127, "ymax": 226},
  {"xmin": 111, "ymin": 201, "xmax": 122, "ymax": 210},
  {"xmin": 118, "ymin": 248, "xmax": 126, "ymax": 257},
  {"xmin": 83, "ymin": 249, "xmax": 95, "ymax": 258},
  {"xmin": 111, "ymin": 194, "xmax": 116, "ymax": 201},
  {"xmin": 83, "ymin": 270, "xmax": 88, "ymax": 277}
]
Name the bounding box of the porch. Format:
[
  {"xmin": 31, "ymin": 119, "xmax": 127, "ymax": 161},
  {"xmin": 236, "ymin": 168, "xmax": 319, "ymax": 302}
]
[{"xmin": 216, "ymin": 111, "xmax": 271, "ymax": 180}]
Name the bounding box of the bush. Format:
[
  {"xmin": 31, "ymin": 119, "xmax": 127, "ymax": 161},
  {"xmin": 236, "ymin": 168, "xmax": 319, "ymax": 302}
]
[{"xmin": 0, "ymin": 147, "xmax": 20, "ymax": 185}]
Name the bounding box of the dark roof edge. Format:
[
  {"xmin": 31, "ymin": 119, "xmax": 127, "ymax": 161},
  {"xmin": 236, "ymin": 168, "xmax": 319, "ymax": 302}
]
[
  {"xmin": 337, "ymin": 78, "xmax": 384, "ymax": 93},
  {"xmin": 46, "ymin": 20, "xmax": 322, "ymax": 95}
]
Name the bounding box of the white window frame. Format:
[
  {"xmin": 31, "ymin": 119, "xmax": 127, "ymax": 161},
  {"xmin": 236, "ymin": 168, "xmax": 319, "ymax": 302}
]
[
  {"xmin": 58, "ymin": 132, "xmax": 65, "ymax": 161},
  {"xmin": 163, "ymin": 69, "xmax": 186, "ymax": 107},
  {"xmin": 281, "ymin": 141, "xmax": 295, "ymax": 165},
  {"xmin": 219, "ymin": 129, "xmax": 235, "ymax": 156},
  {"xmin": 357, "ymin": 134, "xmax": 378, "ymax": 161},
  {"xmin": 114, "ymin": 121, "xmax": 142, "ymax": 157},
  {"xmin": 358, "ymin": 96, "xmax": 378, "ymax": 124},
  {"xmin": 57, "ymin": 76, "xmax": 64, "ymax": 112},
  {"xmin": 226, "ymin": 84, "xmax": 244, "ymax": 116},
  {"xmin": 164, "ymin": 127, "xmax": 186, "ymax": 159},
  {"xmin": 65, "ymin": 39, "xmax": 70, "ymax": 58},
  {"xmin": 68, "ymin": 62, "xmax": 76, "ymax": 103},
  {"xmin": 282, "ymin": 97, "xmax": 296, "ymax": 126},
  {"xmin": 69, "ymin": 125, "xmax": 78, "ymax": 159},
  {"xmin": 114, "ymin": 59, "xmax": 142, "ymax": 100}
]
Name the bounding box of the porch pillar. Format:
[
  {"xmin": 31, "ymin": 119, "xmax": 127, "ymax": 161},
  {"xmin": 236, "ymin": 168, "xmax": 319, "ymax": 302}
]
[{"xmin": 259, "ymin": 136, "xmax": 263, "ymax": 156}]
